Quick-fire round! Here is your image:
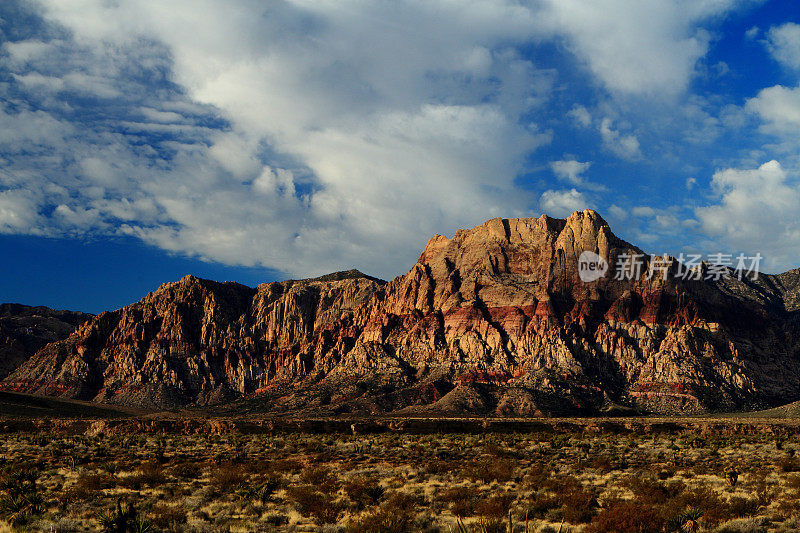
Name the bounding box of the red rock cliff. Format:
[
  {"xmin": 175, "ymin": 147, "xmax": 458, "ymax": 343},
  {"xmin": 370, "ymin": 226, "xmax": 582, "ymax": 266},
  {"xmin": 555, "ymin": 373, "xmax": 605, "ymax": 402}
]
[{"xmin": 5, "ymin": 211, "xmax": 800, "ymax": 415}]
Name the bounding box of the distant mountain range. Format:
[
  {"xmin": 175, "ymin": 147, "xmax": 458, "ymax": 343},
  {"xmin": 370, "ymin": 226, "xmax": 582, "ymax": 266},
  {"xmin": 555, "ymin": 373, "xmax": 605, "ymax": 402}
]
[
  {"xmin": 0, "ymin": 304, "xmax": 92, "ymax": 381},
  {"xmin": 3, "ymin": 210, "xmax": 800, "ymax": 416}
]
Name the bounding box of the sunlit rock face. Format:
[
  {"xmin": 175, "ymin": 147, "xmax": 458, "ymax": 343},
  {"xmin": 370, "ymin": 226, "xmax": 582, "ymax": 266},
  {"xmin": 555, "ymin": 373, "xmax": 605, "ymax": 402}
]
[{"xmin": 5, "ymin": 210, "xmax": 800, "ymax": 415}]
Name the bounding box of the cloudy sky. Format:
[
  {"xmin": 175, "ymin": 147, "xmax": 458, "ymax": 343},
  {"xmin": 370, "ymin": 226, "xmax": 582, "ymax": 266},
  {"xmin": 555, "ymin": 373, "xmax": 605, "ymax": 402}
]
[{"xmin": 2, "ymin": 0, "xmax": 800, "ymax": 312}]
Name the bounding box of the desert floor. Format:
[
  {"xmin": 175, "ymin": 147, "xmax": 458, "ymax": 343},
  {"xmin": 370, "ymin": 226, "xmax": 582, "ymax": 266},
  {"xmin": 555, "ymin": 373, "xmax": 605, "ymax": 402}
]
[{"xmin": 0, "ymin": 416, "xmax": 799, "ymax": 532}]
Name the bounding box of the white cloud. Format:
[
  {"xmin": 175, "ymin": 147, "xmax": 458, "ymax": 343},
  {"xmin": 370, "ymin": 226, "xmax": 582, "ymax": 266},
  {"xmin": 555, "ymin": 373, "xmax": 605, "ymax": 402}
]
[
  {"xmin": 2, "ymin": 0, "xmax": 557, "ymax": 279},
  {"xmin": 766, "ymin": 22, "xmax": 800, "ymax": 70},
  {"xmin": 0, "ymin": 106, "xmax": 74, "ymax": 149},
  {"xmin": 0, "ymin": 0, "xmax": 772, "ymax": 281},
  {"xmin": 655, "ymin": 213, "xmax": 680, "ymax": 228},
  {"xmin": 746, "ymin": 84, "xmax": 800, "ymax": 134},
  {"xmin": 696, "ymin": 160, "xmax": 800, "ymax": 272},
  {"xmin": 540, "ymin": 188, "xmax": 591, "ymax": 218},
  {"xmin": 608, "ymin": 204, "xmax": 627, "ymax": 221},
  {"xmin": 567, "ymin": 105, "xmax": 592, "ymax": 127},
  {"xmin": 745, "ymin": 26, "xmax": 760, "ymax": 40},
  {"xmin": 0, "ymin": 190, "xmax": 43, "ymax": 234},
  {"xmin": 599, "ymin": 118, "xmax": 642, "ymax": 160},
  {"xmin": 550, "ymin": 160, "xmax": 591, "ymax": 185},
  {"xmin": 632, "ymin": 206, "xmax": 656, "ymax": 217},
  {"xmin": 534, "ymin": 0, "xmax": 750, "ymax": 96}
]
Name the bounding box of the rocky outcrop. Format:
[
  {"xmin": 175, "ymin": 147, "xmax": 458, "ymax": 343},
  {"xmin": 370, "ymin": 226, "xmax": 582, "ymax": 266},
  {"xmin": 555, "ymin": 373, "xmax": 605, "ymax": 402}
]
[
  {"xmin": 5, "ymin": 211, "xmax": 800, "ymax": 415},
  {"xmin": 0, "ymin": 304, "xmax": 91, "ymax": 380},
  {"xmin": 3, "ymin": 270, "xmax": 381, "ymax": 408}
]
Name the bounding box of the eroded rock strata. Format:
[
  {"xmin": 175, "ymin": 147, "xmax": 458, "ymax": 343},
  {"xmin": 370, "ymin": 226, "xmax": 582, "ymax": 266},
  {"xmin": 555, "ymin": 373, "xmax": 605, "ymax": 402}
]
[{"xmin": 5, "ymin": 211, "xmax": 800, "ymax": 415}]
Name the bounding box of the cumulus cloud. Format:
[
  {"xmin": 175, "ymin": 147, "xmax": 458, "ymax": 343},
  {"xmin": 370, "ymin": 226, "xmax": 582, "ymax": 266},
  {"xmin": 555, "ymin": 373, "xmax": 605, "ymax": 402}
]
[
  {"xmin": 746, "ymin": 84, "xmax": 800, "ymax": 134},
  {"xmin": 0, "ymin": 0, "xmax": 768, "ymax": 281},
  {"xmin": 696, "ymin": 160, "xmax": 800, "ymax": 272},
  {"xmin": 599, "ymin": 118, "xmax": 642, "ymax": 160},
  {"xmin": 0, "ymin": 0, "xmax": 561, "ymax": 278},
  {"xmin": 550, "ymin": 160, "xmax": 591, "ymax": 185},
  {"xmin": 550, "ymin": 158, "xmax": 607, "ymax": 192},
  {"xmin": 567, "ymin": 105, "xmax": 592, "ymax": 127},
  {"xmin": 766, "ymin": 22, "xmax": 800, "ymax": 70},
  {"xmin": 540, "ymin": 188, "xmax": 592, "ymax": 218},
  {"xmin": 534, "ymin": 0, "xmax": 750, "ymax": 96}
]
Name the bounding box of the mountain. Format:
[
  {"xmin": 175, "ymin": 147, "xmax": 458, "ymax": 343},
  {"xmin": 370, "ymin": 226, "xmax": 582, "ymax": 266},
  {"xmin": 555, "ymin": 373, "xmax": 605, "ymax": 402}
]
[
  {"xmin": 4, "ymin": 210, "xmax": 800, "ymax": 415},
  {"xmin": 0, "ymin": 304, "xmax": 92, "ymax": 381}
]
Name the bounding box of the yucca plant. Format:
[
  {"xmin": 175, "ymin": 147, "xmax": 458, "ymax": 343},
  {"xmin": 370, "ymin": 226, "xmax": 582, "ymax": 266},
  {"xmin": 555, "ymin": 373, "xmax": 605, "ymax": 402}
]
[
  {"xmin": 0, "ymin": 467, "xmax": 43, "ymax": 526},
  {"xmin": 679, "ymin": 508, "xmax": 703, "ymax": 533},
  {"xmin": 97, "ymin": 499, "xmax": 153, "ymax": 533},
  {"xmin": 0, "ymin": 492, "xmax": 44, "ymax": 526},
  {"xmin": 237, "ymin": 478, "xmax": 281, "ymax": 504}
]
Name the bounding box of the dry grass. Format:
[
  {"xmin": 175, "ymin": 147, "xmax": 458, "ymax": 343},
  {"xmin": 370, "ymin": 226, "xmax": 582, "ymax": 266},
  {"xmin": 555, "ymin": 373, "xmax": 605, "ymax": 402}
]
[{"xmin": 0, "ymin": 426, "xmax": 798, "ymax": 530}]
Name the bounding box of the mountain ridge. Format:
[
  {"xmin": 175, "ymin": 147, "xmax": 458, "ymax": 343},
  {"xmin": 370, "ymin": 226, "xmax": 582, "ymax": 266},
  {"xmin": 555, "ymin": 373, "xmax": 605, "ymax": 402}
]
[
  {"xmin": 0, "ymin": 304, "xmax": 92, "ymax": 381},
  {"xmin": 4, "ymin": 210, "xmax": 800, "ymax": 416}
]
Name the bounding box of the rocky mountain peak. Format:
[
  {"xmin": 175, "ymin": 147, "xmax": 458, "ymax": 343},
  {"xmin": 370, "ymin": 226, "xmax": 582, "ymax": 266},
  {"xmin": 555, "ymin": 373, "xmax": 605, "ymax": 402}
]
[{"xmin": 5, "ymin": 210, "xmax": 800, "ymax": 416}]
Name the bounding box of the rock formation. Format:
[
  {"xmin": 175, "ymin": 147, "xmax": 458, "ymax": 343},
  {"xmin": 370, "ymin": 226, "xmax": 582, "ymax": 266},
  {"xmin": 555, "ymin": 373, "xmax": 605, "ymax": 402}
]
[
  {"xmin": 4, "ymin": 211, "xmax": 800, "ymax": 415},
  {"xmin": 0, "ymin": 304, "xmax": 92, "ymax": 380}
]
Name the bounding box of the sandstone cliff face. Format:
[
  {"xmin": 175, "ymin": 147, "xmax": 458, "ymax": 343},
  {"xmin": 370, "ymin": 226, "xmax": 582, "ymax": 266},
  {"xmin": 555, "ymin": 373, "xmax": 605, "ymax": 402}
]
[
  {"xmin": 5, "ymin": 211, "xmax": 800, "ymax": 415},
  {"xmin": 4, "ymin": 271, "xmax": 382, "ymax": 408},
  {"xmin": 0, "ymin": 304, "xmax": 92, "ymax": 380}
]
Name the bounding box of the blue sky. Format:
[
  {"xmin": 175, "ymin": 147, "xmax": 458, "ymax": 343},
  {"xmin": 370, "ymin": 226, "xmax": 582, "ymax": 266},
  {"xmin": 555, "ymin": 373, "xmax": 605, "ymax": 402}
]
[{"xmin": 2, "ymin": 0, "xmax": 800, "ymax": 313}]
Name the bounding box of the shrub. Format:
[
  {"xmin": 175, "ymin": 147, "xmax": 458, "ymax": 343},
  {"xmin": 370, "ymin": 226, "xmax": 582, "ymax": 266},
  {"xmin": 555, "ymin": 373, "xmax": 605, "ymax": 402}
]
[
  {"xmin": 585, "ymin": 500, "xmax": 664, "ymax": 533},
  {"xmin": 149, "ymin": 503, "xmax": 187, "ymax": 530},
  {"xmin": 0, "ymin": 467, "xmax": 37, "ymax": 497},
  {"xmin": 727, "ymin": 496, "xmax": 759, "ymax": 518},
  {"xmin": 171, "ymin": 462, "xmax": 202, "ymax": 480},
  {"xmin": 675, "ymin": 508, "xmax": 703, "ymax": 533},
  {"xmin": 523, "ymin": 462, "xmax": 550, "ymax": 487},
  {"xmin": 97, "ymin": 500, "xmax": 153, "ymax": 533},
  {"xmin": 264, "ymin": 512, "xmax": 289, "ymax": 526},
  {"xmin": 590, "ymin": 455, "xmax": 615, "ymax": 474},
  {"xmin": 270, "ymin": 458, "xmax": 302, "ymax": 474},
  {"xmin": 0, "ymin": 467, "xmax": 44, "ymax": 526},
  {"xmin": 0, "ymin": 493, "xmax": 45, "ymax": 527},
  {"xmin": 76, "ymin": 472, "xmax": 117, "ymax": 492},
  {"xmin": 238, "ymin": 476, "xmax": 281, "ymax": 504},
  {"xmin": 211, "ymin": 464, "xmax": 246, "ymax": 491},
  {"xmin": 559, "ymin": 484, "xmax": 598, "ymax": 523},
  {"xmin": 726, "ymin": 468, "xmax": 740, "ymax": 487},
  {"xmin": 299, "ymin": 465, "xmax": 339, "ymax": 494},
  {"xmin": 425, "ymin": 459, "xmax": 457, "ymax": 475},
  {"xmin": 779, "ymin": 456, "xmax": 800, "ymax": 473},
  {"xmin": 439, "ymin": 486, "xmax": 478, "ymax": 517},
  {"xmin": 286, "ymin": 484, "xmax": 345, "ymax": 524},
  {"xmin": 677, "ymin": 486, "xmax": 728, "ymax": 524},
  {"xmin": 475, "ymin": 493, "xmax": 515, "ymax": 519},
  {"xmin": 344, "ymin": 476, "xmax": 385, "ymax": 509},
  {"xmin": 622, "ymin": 476, "xmax": 684, "ymax": 505},
  {"xmin": 119, "ymin": 462, "xmax": 166, "ymax": 490},
  {"xmin": 525, "ymin": 492, "xmax": 561, "ymax": 519},
  {"xmin": 541, "ymin": 475, "xmax": 598, "ymax": 523},
  {"xmin": 462, "ymin": 457, "xmax": 515, "ymax": 483},
  {"xmin": 345, "ymin": 492, "xmax": 420, "ymax": 533}
]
